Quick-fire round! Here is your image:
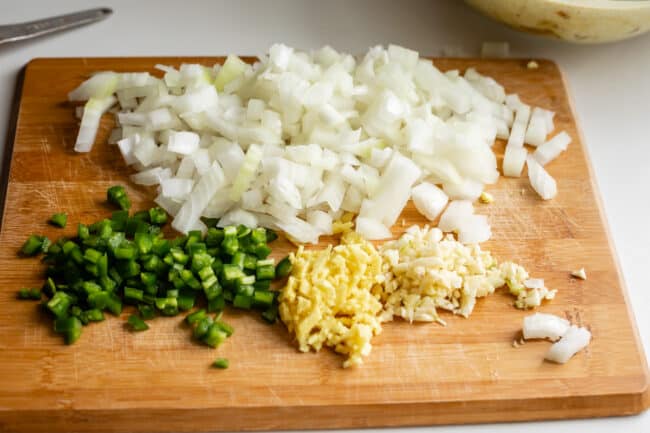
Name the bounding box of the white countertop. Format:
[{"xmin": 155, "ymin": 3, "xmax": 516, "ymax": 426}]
[{"xmin": 1, "ymin": 1, "xmax": 648, "ymax": 432}]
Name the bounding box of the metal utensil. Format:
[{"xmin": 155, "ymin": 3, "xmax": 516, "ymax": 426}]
[{"xmin": 0, "ymin": 7, "xmax": 112, "ymax": 46}]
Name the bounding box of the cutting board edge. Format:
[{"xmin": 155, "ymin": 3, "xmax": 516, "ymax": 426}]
[
  {"xmin": 0, "ymin": 388, "xmax": 647, "ymax": 433},
  {"xmin": 0, "ymin": 63, "xmax": 26, "ymax": 230},
  {"xmin": 554, "ymin": 63, "xmax": 650, "ymax": 380},
  {"xmin": 21, "ymin": 56, "xmax": 562, "ymax": 73}
]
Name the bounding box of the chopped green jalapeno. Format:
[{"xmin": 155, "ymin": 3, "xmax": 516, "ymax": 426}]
[
  {"xmin": 17, "ymin": 187, "xmax": 284, "ymax": 357},
  {"xmin": 127, "ymin": 314, "xmax": 149, "ymax": 331},
  {"xmin": 50, "ymin": 213, "xmax": 67, "ymax": 228},
  {"xmin": 212, "ymin": 358, "xmax": 229, "ymax": 369}
]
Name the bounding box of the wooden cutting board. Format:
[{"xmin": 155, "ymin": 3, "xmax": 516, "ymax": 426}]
[{"xmin": 0, "ymin": 57, "xmax": 647, "ymax": 433}]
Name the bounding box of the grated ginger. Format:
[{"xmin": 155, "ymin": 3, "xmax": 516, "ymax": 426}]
[{"xmin": 278, "ymin": 231, "xmax": 384, "ymax": 368}]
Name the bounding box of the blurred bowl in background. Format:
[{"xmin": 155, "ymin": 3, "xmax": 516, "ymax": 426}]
[{"xmin": 465, "ymin": 0, "xmax": 650, "ymax": 43}]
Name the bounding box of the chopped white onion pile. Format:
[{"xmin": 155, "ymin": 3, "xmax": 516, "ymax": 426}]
[
  {"xmin": 521, "ymin": 313, "xmax": 592, "ymax": 364},
  {"xmin": 69, "ymin": 44, "xmax": 571, "ymax": 243}
]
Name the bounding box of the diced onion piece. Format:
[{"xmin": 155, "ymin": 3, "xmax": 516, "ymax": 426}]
[
  {"xmin": 247, "ymin": 99, "xmax": 265, "ymax": 121},
  {"xmin": 275, "ymin": 216, "xmax": 320, "ymax": 244},
  {"xmin": 362, "ymin": 90, "xmax": 405, "ymax": 138},
  {"xmin": 502, "ymin": 145, "xmax": 528, "ymax": 177},
  {"xmin": 285, "ymin": 144, "xmax": 322, "ymax": 165},
  {"xmin": 161, "ymin": 178, "xmax": 194, "ymax": 199},
  {"xmin": 533, "ymin": 131, "xmax": 571, "ymax": 166},
  {"xmin": 527, "ymin": 156, "xmax": 557, "ymax": 200},
  {"xmin": 523, "ymin": 313, "xmax": 570, "ymax": 341},
  {"xmin": 229, "ymin": 144, "xmax": 263, "ymax": 201},
  {"xmin": 241, "ymin": 188, "xmax": 263, "ymax": 210},
  {"xmin": 176, "ymin": 156, "xmax": 195, "ymax": 179},
  {"xmin": 68, "ymin": 72, "xmax": 118, "ymax": 101},
  {"xmin": 214, "ymin": 55, "xmax": 248, "ymax": 91},
  {"xmin": 440, "ymin": 45, "xmax": 468, "ymax": 57},
  {"xmin": 146, "ymin": 108, "xmax": 179, "ymax": 131},
  {"xmin": 404, "ymin": 118, "xmax": 435, "ymax": 155},
  {"xmin": 117, "ymin": 72, "xmax": 158, "ymax": 90},
  {"xmin": 544, "ymin": 109, "xmax": 555, "ymax": 132},
  {"xmin": 172, "ymin": 161, "xmax": 226, "ymax": 233},
  {"xmin": 524, "ymin": 107, "xmax": 549, "ymax": 147},
  {"xmin": 545, "ymin": 325, "xmax": 591, "ymax": 364},
  {"xmin": 204, "ymin": 193, "xmax": 235, "ymax": 219},
  {"xmin": 355, "ymin": 217, "xmax": 393, "ymax": 240},
  {"xmin": 457, "ymin": 214, "xmax": 491, "ymax": 244},
  {"xmin": 464, "ymin": 67, "xmax": 506, "ymax": 103},
  {"xmin": 192, "ymin": 148, "xmax": 212, "ymax": 175},
  {"xmin": 168, "ymin": 131, "xmax": 200, "ymax": 155},
  {"xmin": 117, "ymin": 112, "xmax": 147, "ymax": 126},
  {"xmin": 416, "ymin": 156, "xmax": 463, "ymax": 185},
  {"xmin": 524, "ymin": 278, "xmax": 545, "ymax": 289},
  {"xmin": 218, "ymin": 208, "xmax": 258, "ymax": 228},
  {"xmin": 211, "ymin": 138, "xmax": 245, "ymax": 182},
  {"xmin": 411, "ymin": 182, "xmax": 449, "ymax": 221},
  {"xmin": 172, "ymin": 85, "xmax": 218, "ymax": 114},
  {"xmin": 495, "ymin": 118, "xmax": 510, "ymax": 139},
  {"xmin": 155, "ymin": 193, "xmax": 181, "ymax": 217},
  {"xmin": 131, "ymin": 167, "xmax": 171, "ymax": 186},
  {"xmin": 117, "ymin": 134, "xmax": 139, "ymax": 165},
  {"xmin": 74, "ymin": 96, "xmax": 117, "ymax": 152},
  {"xmin": 269, "ymin": 175, "xmax": 302, "ymax": 209},
  {"xmin": 507, "ymin": 104, "xmax": 531, "ymax": 148},
  {"xmin": 368, "ymin": 147, "xmax": 392, "ymax": 169},
  {"xmin": 116, "ymin": 84, "xmax": 159, "ymax": 107},
  {"xmin": 443, "ymin": 179, "xmax": 483, "ymax": 201},
  {"xmin": 306, "ymin": 210, "xmax": 333, "ymax": 235},
  {"xmin": 364, "ymin": 152, "xmax": 421, "ymax": 227},
  {"xmin": 341, "ymin": 186, "xmax": 364, "ymax": 213},
  {"xmin": 341, "ymin": 165, "xmax": 364, "ymax": 191},
  {"xmin": 132, "ymin": 136, "xmax": 158, "ymax": 167},
  {"xmin": 481, "ymin": 42, "xmax": 509, "ymax": 58},
  {"xmin": 505, "ymin": 94, "xmax": 522, "ymax": 110},
  {"xmin": 438, "ymin": 200, "xmax": 473, "ymax": 233},
  {"xmin": 388, "ymin": 44, "xmax": 419, "ymax": 71},
  {"xmin": 269, "ymin": 43, "xmax": 294, "ymax": 70},
  {"xmin": 309, "ymin": 173, "xmax": 346, "ymax": 211}
]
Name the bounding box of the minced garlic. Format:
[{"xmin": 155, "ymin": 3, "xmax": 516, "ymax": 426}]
[
  {"xmin": 376, "ymin": 226, "xmax": 554, "ymax": 323},
  {"xmin": 571, "ymin": 268, "xmax": 587, "ymax": 280},
  {"xmin": 479, "ymin": 191, "xmax": 494, "ymax": 204}
]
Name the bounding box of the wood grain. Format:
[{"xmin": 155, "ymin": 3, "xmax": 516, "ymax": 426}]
[{"xmin": 0, "ymin": 57, "xmax": 647, "ymax": 433}]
